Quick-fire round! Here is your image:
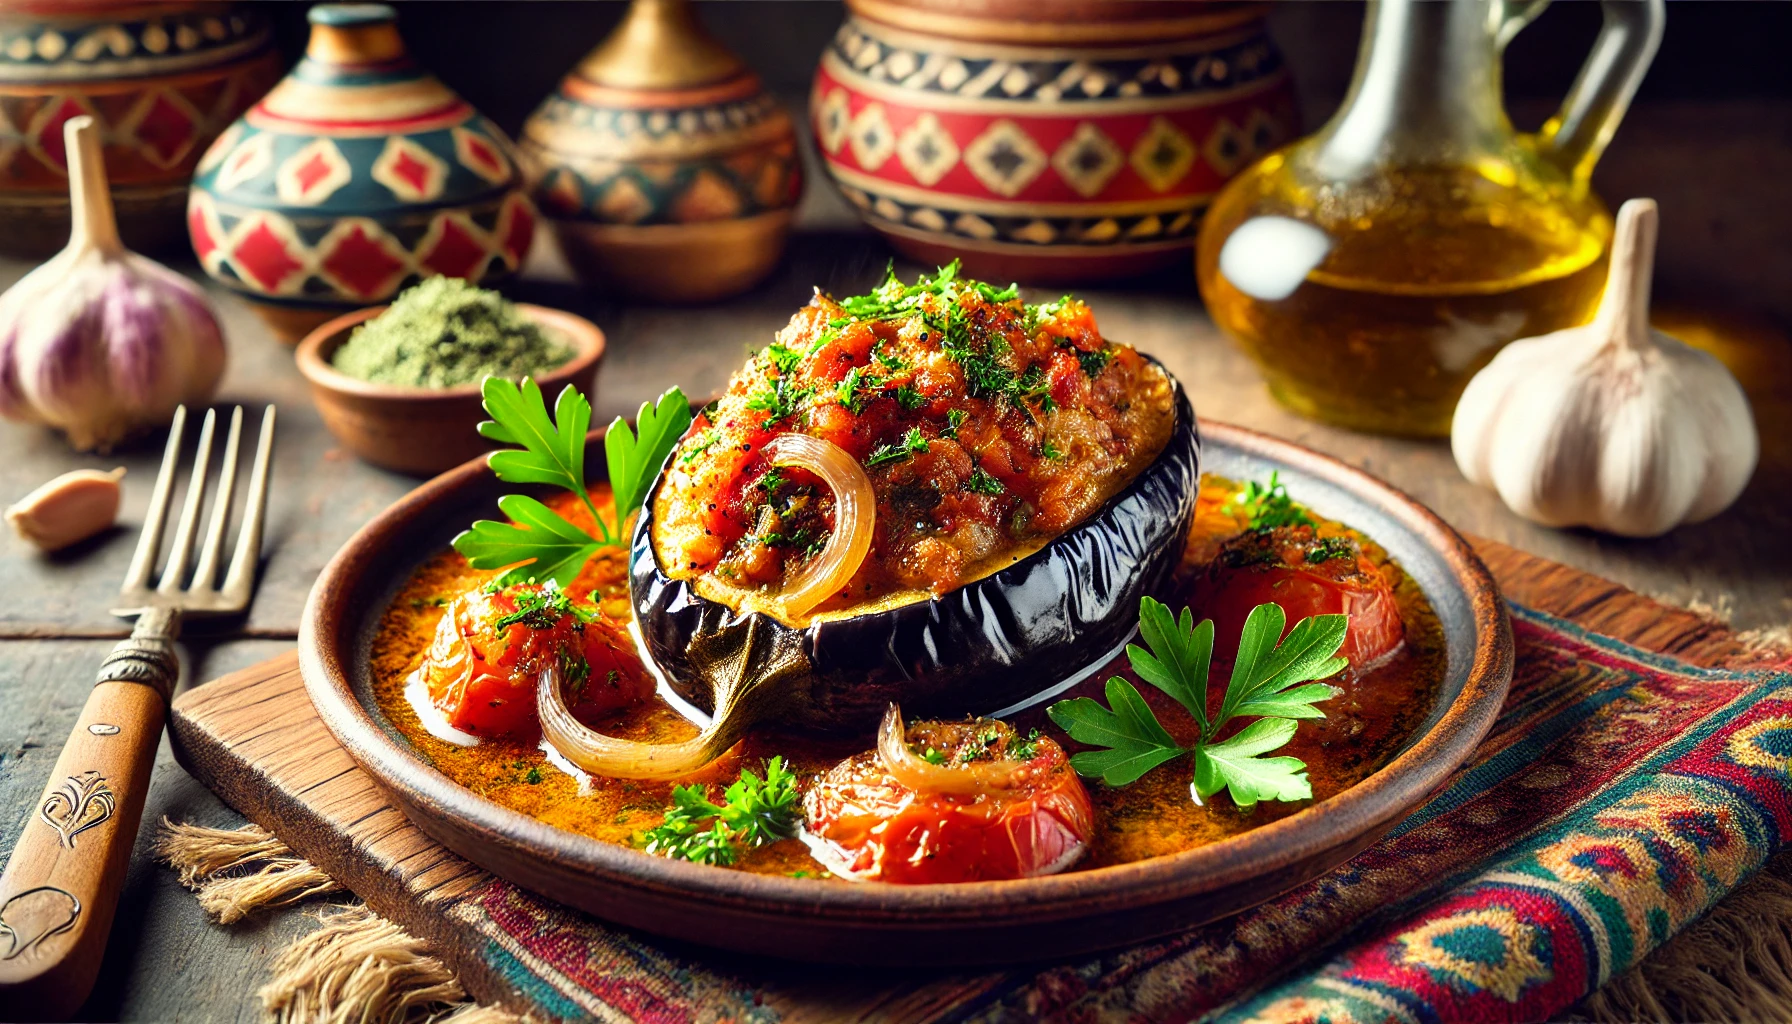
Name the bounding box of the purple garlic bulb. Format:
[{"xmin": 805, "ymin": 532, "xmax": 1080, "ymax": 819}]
[{"xmin": 0, "ymin": 116, "xmax": 225, "ymax": 452}]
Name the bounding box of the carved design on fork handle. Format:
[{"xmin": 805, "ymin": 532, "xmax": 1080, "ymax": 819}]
[
  {"xmin": 95, "ymin": 605, "xmax": 180, "ymax": 702},
  {"xmin": 38, "ymin": 772, "xmax": 115, "ymax": 849}
]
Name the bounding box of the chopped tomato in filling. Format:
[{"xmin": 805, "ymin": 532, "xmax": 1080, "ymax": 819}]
[
  {"xmin": 1188, "ymin": 526, "xmax": 1405, "ymax": 670},
  {"xmin": 803, "ymin": 718, "xmax": 1095, "ymax": 884},
  {"xmin": 652, "ymin": 270, "xmax": 1174, "ymax": 613},
  {"xmin": 414, "ymin": 582, "xmax": 652, "ymax": 739}
]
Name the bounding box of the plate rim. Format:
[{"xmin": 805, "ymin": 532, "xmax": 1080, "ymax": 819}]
[{"xmin": 299, "ymin": 418, "xmax": 1513, "ymax": 927}]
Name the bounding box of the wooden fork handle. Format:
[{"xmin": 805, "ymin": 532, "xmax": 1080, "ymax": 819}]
[{"xmin": 0, "ymin": 613, "xmax": 178, "ymax": 1021}]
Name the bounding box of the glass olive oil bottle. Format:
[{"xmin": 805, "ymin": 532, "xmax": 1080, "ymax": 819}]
[{"xmin": 1196, "ymin": 0, "xmax": 1662, "ymax": 436}]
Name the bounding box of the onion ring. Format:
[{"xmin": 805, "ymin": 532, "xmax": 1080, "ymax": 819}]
[
  {"xmin": 759, "ymin": 433, "xmax": 875, "ymax": 619},
  {"xmin": 875, "ymin": 704, "xmax": 1021, "ymax": 796}
]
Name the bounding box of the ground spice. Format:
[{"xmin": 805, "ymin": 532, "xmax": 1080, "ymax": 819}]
[{"xmin": 331, "ymin": 276, "xmax": 572, "ymax": 388}]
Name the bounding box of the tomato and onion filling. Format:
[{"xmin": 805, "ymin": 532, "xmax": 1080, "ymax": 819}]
[
  {"xmin": 801, "ymin": 706, "xmax": 1095, "ymax": 884},
  {"xmin": 405, "ymin": 581, "xmax": 652, "ymax": 743},
  {"xmin": 651, "ymin": 268, "xmax": 1176, "ymax": 621}
]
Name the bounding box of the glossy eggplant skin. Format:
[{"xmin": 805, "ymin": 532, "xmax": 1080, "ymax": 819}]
[{"xmin": 629, "ymin": 367, "xmax": 1200, "ymax": 733}]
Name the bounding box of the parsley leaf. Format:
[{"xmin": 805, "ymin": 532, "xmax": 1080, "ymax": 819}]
[
  {"xmin": 964, "ymin": 467, "xmax": 1004, "ymax": 495},
  {"xmin": 1047, "ymin": 596, "xmax": 1346, "ymax": 808},
  {"xmin": 1224, "ymin": 471, "xmax": 1317, "ymax": 530},
  {"xmin": 765, "ymin": 342, "xmax": 802, "ymax": 374},
  {"xmin": 746, "ymin": 376, "xmax": 810, "ymax": 429},
  {"xmin": 455, "ymin": 381, "xmax": 690, "ymax": 585},
  {"xmin": 865, "ymin": 426, "xmax": 930, "ymax": 467},
  {"xmin": 640, "ymin": 758, "xmax": 801, "ymax": 863}
]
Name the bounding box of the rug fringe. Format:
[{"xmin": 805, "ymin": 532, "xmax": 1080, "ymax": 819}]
[
  {"xmin": 1577, "ymin": 855, "xmax": 1792, "ymax": 1023},
  {"xmin": 155, "ymin": 819, "xmax": 344, "ymax": 924}
]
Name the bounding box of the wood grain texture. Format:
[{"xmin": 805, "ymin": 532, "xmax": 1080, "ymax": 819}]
[
  {"xmin": 0, "ymin": 682, "xmax": 162, "ymax": 1020},
  {"xmin": 163, "ymin": 538, "xmax": 1777, "ymax": 1022}
]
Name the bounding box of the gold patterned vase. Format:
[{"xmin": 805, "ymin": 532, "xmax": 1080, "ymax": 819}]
[
  {"xmin": 812, "ymin": 0, "xmax": 1298, "ymax": 284},
  {"xmin": 0, "ymin": 1, "xmax": 280, "ymax": 257},
  {"xmin": 519, "ymin": 0, "xmax": 803, "ymax": 303},
  {"xmin": 188, "ymin": 3, "xmax": 536, "ymax": 343}
]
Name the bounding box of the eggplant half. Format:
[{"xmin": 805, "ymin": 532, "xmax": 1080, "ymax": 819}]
[{"xmin": 628, "ymin": 363, "xmax": 1200, "ymax": 746}]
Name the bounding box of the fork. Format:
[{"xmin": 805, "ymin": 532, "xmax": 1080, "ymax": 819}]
[{"xmin": 0, "ymin": 404, "xmax": 275, "ymax": 1020}]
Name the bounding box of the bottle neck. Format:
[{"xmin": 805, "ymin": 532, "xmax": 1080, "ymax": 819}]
[{"xmin": 1314, "ymin": 0, "xmax": 1515, "ymax": 177}]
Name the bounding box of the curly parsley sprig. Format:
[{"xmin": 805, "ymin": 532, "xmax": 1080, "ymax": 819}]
[
  {"xmin": 452, "ymin": 379, "xmax": 691, "ymax": 587},
  {"xmin": 1048, "ymin": 597, "xmax": 1347, "ymax": 809},
  {"xmin": 640, "ymin": 758, "xmax": 802, "ymax": 865}
]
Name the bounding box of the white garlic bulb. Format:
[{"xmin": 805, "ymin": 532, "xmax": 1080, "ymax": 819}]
[
  {"xmin": 0, "ymin": 115, "xmax": 224, "ymax": 452},
  {"xmin": 1451, "ymin": 199, "xmax": 1757, "ymax": 538}
]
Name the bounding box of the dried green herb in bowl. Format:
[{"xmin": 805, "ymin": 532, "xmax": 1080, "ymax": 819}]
[{"xmin": 330, "ymin": 276, "xmax": 572, "ymax": 388}]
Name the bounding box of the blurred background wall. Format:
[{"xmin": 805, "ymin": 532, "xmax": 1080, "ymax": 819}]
[{"xmin": 257, "ymin": 1, "xmax": 1792, "ymax": 327}]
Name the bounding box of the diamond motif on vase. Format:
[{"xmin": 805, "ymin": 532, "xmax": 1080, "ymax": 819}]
[
  {"xmin": 963, "ymin": 119, "xmax": 1047, "ymax": 198},
  {"xmin": 317, "ymin": 219, "xmax": 409, "ymax": 300},
  {"xmin": 215, "ymin": 131, "xmax": 273, "ymax": 192},
  {"xmin": 848, "ymin": 102, "xmax": 894, "ymax": 171},
  {"xmin": 229, "ymin": 215, "xmax": 307, "ymax": 294},
  {"xmin": 1131, "ymin": 117, "xmax": 1197, "ymax": 193},
  {"xmin": 496, "ymin": 193, "xmax": 535, "ymax": 269},
  {"xmin": 419, "ymin": 214, "xmax": 491, "ymax": 280},
  {"xmin": 896, "ymin": 113, "xmax": 958, "ymax": 187},
  {"xmin": 371, "ymin": 135, "xmax": 447, "ymax": 203},
  {"xmin": 1051, "ymin": 122, "xmax": 1124, "ymax": 199},
  {"xmin": 1202, "ymin": 117, "xmax": 1248, "ymax": 178},
  {"xmin": 127, "ymin": 90, "xmax": 199, "ymax": 168},
  {"xmin": 276, "ymin": 137, "xmax": 353, "ymax": 206},
  {"xmin": 815, "ymin": 87, "xmax": 851, "ymax": 154},
  {"xmin": 453, "ymin": 125, "xmax": 511, "ymax": 185}
]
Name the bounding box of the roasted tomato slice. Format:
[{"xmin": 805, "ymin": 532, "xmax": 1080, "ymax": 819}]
[
  {"xmin": 1188, "ymin": 526, "xmax": 1404, "ymax": 670},
  {"xmin": 413, "ymin": 581, "xmax": 652, "ymax": 739},
  {"xmin": 802, "ymin": 708, "xmax": 1095, "ymax": 884}
]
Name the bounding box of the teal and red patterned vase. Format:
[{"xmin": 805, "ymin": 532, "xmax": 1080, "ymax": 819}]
[
  {"xmin": 811, "ymin": 0, "xmax": 1298, "ymax": 284},
  {"xmin": 188, "ymin": 3, "xmax": 535, "ymax": 342},
  {"xmin": 519, "ymin": 0, "xmax": 801, "ymax": 303},
  {"xmin": 0, "ymin": 1, "xmax": 281, "ymax": 257}
]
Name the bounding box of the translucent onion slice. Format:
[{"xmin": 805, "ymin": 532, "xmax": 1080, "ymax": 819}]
[
  {"xmin": 876, "ymin": 704, "xmax": 1020, "ymax": 796},
  {"xmin": 760, "ymin": 433, "xmax": 876, "ymax": 619},
  {"xmin": 537, "ymin": 667, "xmax": 725, "ymax": 780}
]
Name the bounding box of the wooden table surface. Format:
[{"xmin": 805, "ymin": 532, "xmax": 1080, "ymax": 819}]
[{"xmin": 1, "ymin": 175, "xmax": 1787, "ymax": 1020}]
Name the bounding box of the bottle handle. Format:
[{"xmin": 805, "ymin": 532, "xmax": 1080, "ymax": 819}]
[{"xmin": 1529, "ymin": 0, "xmax": 1664, "ymax": 181}]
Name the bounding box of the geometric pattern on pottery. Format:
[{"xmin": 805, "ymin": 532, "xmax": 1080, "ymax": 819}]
[
  {"xmin": 187, "ymin": 188, "xmax": 534, "ymax": 306},
  {"xmin": 826, "ymin": 17, "xmax": 1287, "ymax": 106},
  {"xmin": 0, "ymin": 7, "xmax": 268, "ymax": 81},
  {"xmin": 528, "ymin": 89, "xmax": 785, "ymax": 148},
  {"xmin": 832, "ymin": 173, "xmax": 1206, "ymax": 250},
  {"xmin": 530, "ymin": 137, "xmax": 802, "ymax": 227},
  {"xmin": 0, "ymin": 63, "xmax": 277, "ymax": 190}
]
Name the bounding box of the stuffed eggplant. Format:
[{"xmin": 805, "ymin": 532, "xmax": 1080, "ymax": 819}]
[{"xmin": 629, "ymin": 265, "xmax": 1200, "ymax": 746}]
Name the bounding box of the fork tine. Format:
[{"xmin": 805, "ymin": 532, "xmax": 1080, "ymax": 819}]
[
  {"xmin": 190, "ymin": 406, "xmax": 243, "ymax": 592},
  {"xmin": 222, "ymin": 405, "xmax": 275, "ymax": 602},
  {"xmin": 121, "ymin": 406, "xmax": 187, "ymax": 594},
  {"xmin": 156, "ymin": 407, "xmax": 216, "ymax": 594}
]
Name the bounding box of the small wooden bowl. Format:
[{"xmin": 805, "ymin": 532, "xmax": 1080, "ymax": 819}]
[{"xmin": 294, "ymin": 304, "xmax": 605, "ymax": 477}]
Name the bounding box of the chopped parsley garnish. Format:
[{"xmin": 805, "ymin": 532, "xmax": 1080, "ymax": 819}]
[
  {"xmin": 765, "ymin": 342, "xmax": 802, "ymax": 374},
  {"xmin": 964, "ymin": 467, "xmax": 1004, "ymax": 495},
  {"xmin": 1007, "ymin": 728, "xmax": 1041, "ymax": 761},
  {"xmin": 746, "ymin": 376, "xmax": 812, "ymax": 429},
  {"xmin": 524, "ymin": 766, "xmax": 542, "ymax": 785},
  {"xmin": 1078, "ymin": 346, "xmax": 1114, "ymax": 378},
  {"xmin": 680, "ymin": 426, "xmax": 721, "ymax": 465},
  {"xmin": 1224, "ymin": 472, "xmax": 1317, "ymax": 530},
  {"xmin": 756, "ymin": 467, "xmax": 786, "ymax": 494},
  {"xmin": 1048, "ymin": 596, "xmax": 1346, "ymax": 809},
  {"xmin": 893, "ymin": 383, "xmax": 926, "ymax": 410},
  {"xmin": 640, "ymin": 758, "xmax": 801, "ymax": 865},
  {"xmin": 1306, "ymin": 536, "xmax": 1356, "ymax": 564},
  {"xmin": 865, "ymin": 426, "xmax": 930, "ymax": 467},
  {"xmin": 1041, "ymin": 438, "xmax": 1065, "ymax": 461},
  {"xmin": 491, "ymin": 582, "xmax": 590, "ymax": 632},
  {"xmin": 918, "ymin": 746, "xmax": 947, "ymax": 765},
  {"xmin": 836, "ymin": 366, "xmax": 870, "ymax": 413},
  {"xmin": 872, "ymin": 340, "xmax": 905, "ymax": 370},
  {"xmin": 944, "ymin": 408, "xmax": 967, "ymax": 438}
]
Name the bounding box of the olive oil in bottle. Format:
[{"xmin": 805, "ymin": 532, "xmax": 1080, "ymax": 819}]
[{"xmin": 1195, "ymin": 0, "xmax": 1659, "ymax": 436}]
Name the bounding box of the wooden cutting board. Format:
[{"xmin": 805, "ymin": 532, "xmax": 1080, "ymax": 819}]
[{"xmin": 165, "ymin": 537, "xmax": 1779, "ymax": 1021}]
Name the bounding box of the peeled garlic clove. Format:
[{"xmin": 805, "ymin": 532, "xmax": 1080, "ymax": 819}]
[
  {"xmin": 5, "ymin": 467, "xmax": 125, "ymax": 552},
  {"xmin": 1451, "ymin": 199, "xmax": 1758, "ymax": 538}
]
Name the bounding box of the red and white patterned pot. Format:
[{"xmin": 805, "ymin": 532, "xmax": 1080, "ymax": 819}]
[
  {"xmin": 811, "ymin": 0, "xmax": 1297, "ymax": 284},
  {"xmin": 188, "ymin": 4, "xmax": 534, "ymax": 343}
]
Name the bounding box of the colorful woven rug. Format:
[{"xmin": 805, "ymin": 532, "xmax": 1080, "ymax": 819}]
[{"xmin": 379, "ymin": 603, "xmax": 1792, "ymax": 1022}]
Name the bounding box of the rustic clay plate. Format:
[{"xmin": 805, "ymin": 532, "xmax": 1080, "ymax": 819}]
[{"xmin": 298, "ymin": 420, "xmax": 1512, "ymax": 967}]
